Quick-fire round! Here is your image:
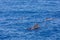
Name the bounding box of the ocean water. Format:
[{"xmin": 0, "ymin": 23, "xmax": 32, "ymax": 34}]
[{"xmin": 0, "ymin": 0, "xmax": 60, "ymax": 40}]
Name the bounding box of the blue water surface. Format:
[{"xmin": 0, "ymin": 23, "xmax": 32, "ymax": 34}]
[{"xmin": 0, "ymin": 0, "xmax": 60, "ymax": 40}]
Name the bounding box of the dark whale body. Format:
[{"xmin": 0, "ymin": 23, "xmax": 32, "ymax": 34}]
[{"xmin": 27, "ymin": 24, "xmax": 39, "ymax": 30}]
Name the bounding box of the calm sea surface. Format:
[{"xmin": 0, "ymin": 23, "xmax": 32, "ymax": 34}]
[{"xmin": 0, "ymin": 0, "xmax": 60, "ymax": 40}]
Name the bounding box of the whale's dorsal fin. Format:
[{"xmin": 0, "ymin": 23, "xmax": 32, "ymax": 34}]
[
  {"xmin": 27, "ymin": 23, "xmax": 39, "ymax": 30},
  {"xmin": 31, "ymin": 23, "xmax": 39, "ymax": 30},
  {"xmin": 33, "ymin": 24, "xmax": 39, "ymax": 28}
]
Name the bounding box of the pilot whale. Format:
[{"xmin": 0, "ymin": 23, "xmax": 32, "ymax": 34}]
[{"xmin": 27, "ymin": 23, "xmax": 39, "ymax": 30}]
